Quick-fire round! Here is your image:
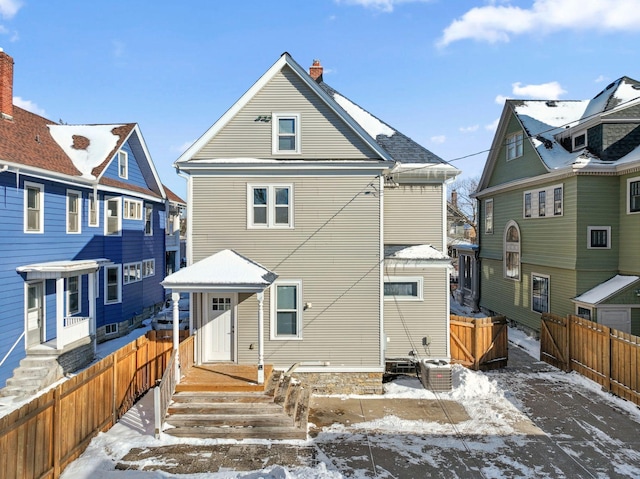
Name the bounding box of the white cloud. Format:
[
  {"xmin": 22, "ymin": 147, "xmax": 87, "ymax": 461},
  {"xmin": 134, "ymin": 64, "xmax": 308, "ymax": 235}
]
[
  {"xmin": 335, "ymin": 0, "xmax": 431, "ymax": 13},
  {"xmin": 0, "ymin": 0, "xmax": 22, "ymax": 19},
  {"xmin": 495, "ymin": 94, "xmax": 508, "ymax": 105},
  {"xmin": 594, "ymin": 75, "xmax": 608, "ymax": 83},
  {"xmin": 485, "ymin": 118, "xmax": 500, "ymax": 131},
  {"xmin": 14, "ymin": 96, "xmax": 46, "ymax": 117},
  {"xmin": 512, "ymin": 81, "xmax": 566, "ymax": 99},
  {"xmin": 459, "ymin": 125, "xmax": 479, "ymax": 133},
  {"xmin": 438, "ymin": 0, "xmax": 640, "ymax": 47},
  {"xmin": 430, "ymin": 135, "xmax": 446, "ymax": 144}
]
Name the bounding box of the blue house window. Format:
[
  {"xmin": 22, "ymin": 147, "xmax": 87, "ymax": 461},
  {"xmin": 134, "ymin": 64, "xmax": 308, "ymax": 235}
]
[
  {"xmin": 105, "ymin": 197, "xmax": 121, "ymax": 236},
  {"xmin": 118, "ymin": 150, "xmax": 128, "ymax": 179},
  {"xmin": 144, "ymin": 205, "xmax": 153, "ymax": 235},
  {"xmin": 66, "ymin": 190, "xmax": 81, "ymax": 234},
  {"xmin": 24, "ymin": 181, "xmax": 44, "ymax": 233},
  {"xmin": 66, "ymin": 276, "xmax": 80, "ymax": 315},
  {"xmin": 105, "ymin": 265, "xmax": 122, "ymax": 304}
]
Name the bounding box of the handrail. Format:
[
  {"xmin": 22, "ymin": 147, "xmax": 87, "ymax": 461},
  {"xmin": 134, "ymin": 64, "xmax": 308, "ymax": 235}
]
[
  {"xmin": 0, "ymin": 331, "xmax": 25, "ymax": 368},
  {"xmin": 154, "ymin": 349, "xmax": 178, "ymax": 438}
]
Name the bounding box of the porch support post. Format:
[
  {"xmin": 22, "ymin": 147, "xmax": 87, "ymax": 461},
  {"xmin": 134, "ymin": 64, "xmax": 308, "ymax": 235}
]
[
  {"xmin": 55, "ymin": 277, "xmax": 65, "ymax": 350},
  {"xmin": 257, "ymin": 291, "xmax": 265, "ymax": 384},
  {"xmin": 88, "ymin": 271, "xmax": 96, "ymax": 351},
  {"xmin": 172, "ymin": 291, "xmax": 181, "ymax": 382}
]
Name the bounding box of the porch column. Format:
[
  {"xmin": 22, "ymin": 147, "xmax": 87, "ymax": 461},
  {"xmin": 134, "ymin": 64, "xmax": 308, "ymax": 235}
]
[
  {"xmin": 56, "ymin": 277, "xmax": 65, "ymax": 350},
  {"xmin": 257, "ymin": 291, "xmax": 265, "ymax": 384},
  {"xmin": 172, "ymin": 291, "xmax": 181, "ymax": 381},
  {"xmin": 88, "ymin": 271, "xmax": 96, "ymax": 351}
]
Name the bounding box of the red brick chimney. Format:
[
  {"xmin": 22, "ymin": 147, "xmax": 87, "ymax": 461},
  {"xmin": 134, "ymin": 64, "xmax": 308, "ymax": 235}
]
[
  {"xmin": 0, "ymin": 49, "xmax": 14, "ymax": 120},
  {"xmin": 309, "ymin": 59, "xmax": 323, "ymax": 82},
  {"xmin": 451, "ymin": 189, "xmax": 458, "ymax": 208}
]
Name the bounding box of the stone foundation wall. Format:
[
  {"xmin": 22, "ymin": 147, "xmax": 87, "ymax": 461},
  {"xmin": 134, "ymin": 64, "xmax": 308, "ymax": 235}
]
[
  {"xmin": 292, "ymin": 372, "xmax": 383, "ymax": 395},
  {"xmin": 96, "ymin": 300, "xmax": 165, "ymax": 344},
  {"xmin": 57, "ymin": 340, "xmax": 95, "ymax": 374}
]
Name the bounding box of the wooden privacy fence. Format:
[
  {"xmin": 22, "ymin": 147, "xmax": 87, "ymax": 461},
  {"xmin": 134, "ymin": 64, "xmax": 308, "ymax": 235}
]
[
  {"xmin": 450, "ymin": 315, "xmax": 508, "ymax": 370},
  {"xmin": 540, "ymin": 313, "xmax": 640, "ymax": 407},
  {"xmin": 0, "ymin": 331, "xmax": 194, "ymax": 479}
]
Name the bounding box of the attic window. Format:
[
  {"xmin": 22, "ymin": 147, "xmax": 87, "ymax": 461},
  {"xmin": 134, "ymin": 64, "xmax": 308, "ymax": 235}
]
[
  {"xmin": 118, "ymin": 150, "xmax": 128, "ymax": 179},
  {"xmin": 573, "ymin": 132, "xmax": 587, "ymax": 151},
  {"xmin": 72, "ymin": 135, "xmax": 90, "ymax": 150},
  {"xmin": 272, "ymin": 113, "xmax": 300, "ymax": 154}
]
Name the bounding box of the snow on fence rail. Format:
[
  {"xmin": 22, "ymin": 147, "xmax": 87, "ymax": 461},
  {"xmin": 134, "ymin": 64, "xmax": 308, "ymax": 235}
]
[
  {"xmin": 541, "ymin": 313, "xmax": 640, "ymax": 407},
  {"xmin": 450, "ymin": 315, "xmax": 508, "ymax": 371},
  {"xmin": 0, "ymin": 331, "xmax": 194, "ymax": 479}
]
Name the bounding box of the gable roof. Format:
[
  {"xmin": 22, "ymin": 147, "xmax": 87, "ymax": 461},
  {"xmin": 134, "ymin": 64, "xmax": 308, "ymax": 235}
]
[
  {"xmin": 478, "ymin": 77, "xmax": 640, "ymax": 191},
  {"xmin": 163, "ymin": 184, "xmax": 186, "ymax": 205},
  {"xmin": 573, "ymin": 275, "xmax": 640, "ymax": 305},
  {"xmin": 0, "ymin": 107, "xmax": 164, "ymax": 200}
]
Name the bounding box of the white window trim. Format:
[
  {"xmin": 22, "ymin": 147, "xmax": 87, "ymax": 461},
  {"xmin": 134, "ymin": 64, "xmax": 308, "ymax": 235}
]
[
  {"xmin": 123, "ymin": 198, "xmax": 143, "ymax": 220},
  {"xmin": 104, "ymin": 264, "xmax": 122, "ymax": 304},
  {"xmin": 484, "ymin": 198, "xmax": 494, "ymax": 234},
  {"xmin": 383, "ymin": 276, "xmax": 424, "ymax": 301},
  {"xmin": 531, "ymin": 273, "xmax": 550, "ymax": 314},
  {"xmin": 66, "ymin": 189, "xmax": 82, "ymax": 234},
  {"xmin": 504, "ymin": 220, "xmax": 521, "ymax": 281},
  {"xmin": 118, "ymin": 150, "xmax": 128, "ymax": 179},
  {"xmin": 626, "ymin": 176, "xmax": 640, "ymax": 214},
  {"xmin": 270, "ymin": 279, "xmax": 303, "ymax": 340},
  {"xmin": 123, "ymin": 262, "xmax": 142, "ymax": 284},
  {"xmin": 587, "ymin": 226, "xmax": 611, "ymax": 249},
  {"xmin": 105, "ymin": 323, "xmax": 119, "ymax": 336},
  {"xmin": 24, "ymin": 181, "xmax": 44, "ymax": 234},
  {"xmin": 523, "ymin": 184, "xmax": 563, "ymax": 219},
  {"xmin": 506, "ymin": 131, "xmax": 523, "ymax": 161},
  {"xmin": 247, "ymin": 184, "xmax": 294, "ymax": 229},
  {"xmin": 88, "ymin": 193, "xmax": 99, "ymax": 227},
  {"xmin": 144, "ymin": 204, "xmax": 153, "ymax": 236},
  {"xmin": 143, "ymin": 259, "xmax": 155, "ymax": 278},
  {"xmin": 575, "ymin": 304, "xmax": 593, "ymax": 320},
  {"xmin": 572, "ymin": 130, "xmax": 587, "ymax": 151},
  {"xmin": 104, "ymin": 197, "xmax": 122, "ymax": 236},
  {"xmin": 66, "ymin": 275, "xmax": 81, "ymax": 316},
  {"xmin": 272, "ymin": 112, "xmax": 301, "ymax": 155}
]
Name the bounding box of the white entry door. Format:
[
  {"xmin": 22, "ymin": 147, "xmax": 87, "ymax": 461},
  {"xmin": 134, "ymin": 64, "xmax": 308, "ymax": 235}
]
[
  {"xmin": 26, "ymin": 282, "xmax": 44, "ymax": 348},
  {"xmin": 202, "ymin": 294, "xmax": 234, "ymax": 362},
  {"xmin": 599, "ymin": 309, "xmax": 631, "ymax": 334}
]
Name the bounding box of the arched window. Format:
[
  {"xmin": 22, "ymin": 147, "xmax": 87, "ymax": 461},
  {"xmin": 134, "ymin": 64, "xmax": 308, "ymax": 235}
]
[{"xmin": 504, "ymin": 220, "xmax": 521, "ymax": 280}]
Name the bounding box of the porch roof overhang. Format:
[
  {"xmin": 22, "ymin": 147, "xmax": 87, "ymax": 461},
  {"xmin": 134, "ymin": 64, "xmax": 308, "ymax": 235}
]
[
  {"xmin": 161, "ymin": 249, "xmax": 278, "ymax": 294},
  {"xmin": 572, "ymin": 275, "xmax": 640, "ymax": 306},
  {"xmin": 16, "ymin": 258, "xmax": 111, "ymax": 280},
  {"xmin": 384, "ymin": 244, "xmax": 451, "ymax": 269}
]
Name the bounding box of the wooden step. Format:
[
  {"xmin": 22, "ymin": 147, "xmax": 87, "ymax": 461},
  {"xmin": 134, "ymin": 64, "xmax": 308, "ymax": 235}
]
[
  {"xmin": 168, "ymin": 402, "xmax": 282, "ymax": 415},
  {"xmin": 171, "ymin": 391, "xmax": 275, "ymax": 404},
  {"xmin": 164, "ymin": 426, "xmax": 308, "ymax": 440},
  {"xmin": 166, "ymin": 413, "xmax": 294, "ymax": 428}
]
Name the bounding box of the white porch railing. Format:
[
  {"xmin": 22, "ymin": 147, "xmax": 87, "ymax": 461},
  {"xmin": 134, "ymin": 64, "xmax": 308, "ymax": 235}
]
[{"xmin": 63, "ymin": 316, "xmax": 90, "ymax": 346}]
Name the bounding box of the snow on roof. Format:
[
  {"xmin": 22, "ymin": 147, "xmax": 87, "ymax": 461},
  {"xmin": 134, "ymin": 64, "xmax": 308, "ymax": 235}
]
[
  {"xmin": 162, "ymin": 249, "xmax": 277, "ymax": 290},
  {"xmin": 573, "ymin": 275, "xmax": 640, "ymax": 305},
  {"xmin": 581, "ymin": 78, "xmax": 640, "ymax": 120},
  {"xmin": 385, "ymin": 244, "xmax": 449, "ymax": 261},
  {"xmin": 48, "ymin": 124, "xmax": 123, "ymax": 179},
  {"xmin": 333, "ymin": 92, "xmax": 395, "ymax": 139}
]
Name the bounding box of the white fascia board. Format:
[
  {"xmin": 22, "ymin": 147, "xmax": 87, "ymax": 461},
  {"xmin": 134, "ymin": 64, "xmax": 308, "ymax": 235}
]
[
  {"xmin": 178, "ymin": 160, "xmax": 390, "ymax": 174},
  {"xmin": 160, "ymin": 284, "xmax": 269, "ymax": 294},
  {"xmin": 0, "ymin": 162, "xmax": 95, "ymax": 188},
  {"xmin": 175, "ymin": 53, "xmax": 394, "ymax": 168},
  {"xmin": 97, "ymin": 183, "xmax": 164, "ymax": 203}
]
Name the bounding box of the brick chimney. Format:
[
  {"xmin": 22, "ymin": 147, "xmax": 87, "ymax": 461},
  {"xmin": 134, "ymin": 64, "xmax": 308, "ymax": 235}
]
[
  {"xmin": 451, "ymin": 189, "xmax": 458, "ymax": 208},
  {"xmin": 0, "ymin": 49, "xmax": 14, "ymax": 120},
  {"xmin": 309, "ymin": 59, "xmax": 323, "ymax": 82}
]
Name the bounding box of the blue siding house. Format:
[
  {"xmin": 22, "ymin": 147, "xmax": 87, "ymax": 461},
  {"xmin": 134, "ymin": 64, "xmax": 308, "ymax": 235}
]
[{"xmin": 0, "ymin": 51, "xmax": 175, "ymax": 397}]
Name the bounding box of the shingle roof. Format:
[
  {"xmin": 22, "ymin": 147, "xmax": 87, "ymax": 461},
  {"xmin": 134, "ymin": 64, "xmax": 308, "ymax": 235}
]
[
  {"xmin": 317, "ymin": 81, "xmax": 446, "ymax": 165},
  {"xmin": 163, "ymin": 184, "xmax": 186, "ymax": 205}
]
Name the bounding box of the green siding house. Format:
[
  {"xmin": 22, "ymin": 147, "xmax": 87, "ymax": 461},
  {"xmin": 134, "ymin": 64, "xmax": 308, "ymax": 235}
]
[{"xmin": 473, "ymin": 77, "xmax": 640, "ymax": 335}]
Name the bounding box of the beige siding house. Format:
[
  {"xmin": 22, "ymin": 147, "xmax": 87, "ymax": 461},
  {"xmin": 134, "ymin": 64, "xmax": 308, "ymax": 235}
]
[{"xmin": 163, "ymin": 54, "xmax": 459, "ymax": 393}]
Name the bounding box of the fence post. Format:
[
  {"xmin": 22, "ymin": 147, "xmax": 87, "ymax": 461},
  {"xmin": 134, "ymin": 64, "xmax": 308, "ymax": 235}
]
[
  {"xmin": 604, "ymin": 325, "xmax": 612, "ymax": 392},
  {"xmin": 473, "ymin": 318, "xmax": 480, "ymax": 370},
  {"xmin": 112, "ymin": 354, "xmax": 118, "ymax": 423},
  {"xmin": 565, "ymin": 315, "xmax": 571, "ymax": 372},
  {"xmin": 53, "ymin": 387, "xmax": 61, "ymax": 479}
]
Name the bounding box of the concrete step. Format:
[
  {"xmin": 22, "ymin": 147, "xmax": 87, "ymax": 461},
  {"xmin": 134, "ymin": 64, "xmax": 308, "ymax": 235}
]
[
  {"xmin": 167, "ymin": 413, "xmax": 295, "ymax": 428},
  {"xmin": 19, "ymin": 356, "xmax": 59, "ymax": 368},
  {"xmin": 12, "ymin": 366, "xmax": 52, "ymax": 379},
  {"xmin": 5, "ymin": 376, "xmax": 47, "ymax": 389},
  {"xmin": 164, "ymin": 426, "xmax": 308, "ymax": 440}
]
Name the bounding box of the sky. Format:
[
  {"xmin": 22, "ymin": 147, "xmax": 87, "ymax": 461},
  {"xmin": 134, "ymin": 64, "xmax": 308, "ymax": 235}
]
[{"xmin": 3, "ymin": 0, "xmax": 640, "ymax": 199}]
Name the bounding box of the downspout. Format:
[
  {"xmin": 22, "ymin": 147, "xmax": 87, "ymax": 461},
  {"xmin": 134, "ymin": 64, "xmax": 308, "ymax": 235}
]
[{"xmin": 379, "ymin": 173, "xmax": 385, "ymax": 368}]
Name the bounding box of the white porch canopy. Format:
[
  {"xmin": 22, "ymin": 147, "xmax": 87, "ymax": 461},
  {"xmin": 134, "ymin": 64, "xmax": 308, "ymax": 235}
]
[
  {"xmin": 16, "ymin": 258, "xmax": 110, "ymax": 350},
  {"xmin": 161, "ymin": 249, "xmax": 278, "ymax": 384}
]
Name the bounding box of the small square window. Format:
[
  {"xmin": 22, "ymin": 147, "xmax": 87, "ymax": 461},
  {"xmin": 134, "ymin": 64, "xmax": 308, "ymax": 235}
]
[
  {"xmin": 573, "ymin": 132, "xmax": 587, "ymax": 151},
  {"xmin": 588, "ymin": 226, "xmax": 611, "ymax": 249},
  {"xmin": 105, "ymin": 323, "xmax": 118, "ymax": 335}
]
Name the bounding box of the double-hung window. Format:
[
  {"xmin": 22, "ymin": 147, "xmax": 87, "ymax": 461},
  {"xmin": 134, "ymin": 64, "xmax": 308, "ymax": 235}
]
[
  {"xmin": 271, "ymin": 280, "xmax": 302, "ymax": 339},
  {"xmin": 123, "ymin": 263, "xmax": 142, "ymax": 284},
  {"xmin": 144, "ymin": 205, "xmax": 153, "ymax": 235},
  {"xmin": 105, "ymin": 197, "xmax": 121, "ymax": 236},
  {"xmin": 143, "ymin": 259, "xmax": 155, "ymax": 277},
  {"xmin": 504, "ymin": 221, "xmax": 521, "ymax": 280},
  {"xmin": 524, "ymin": 193, "xmax": 532, "ymax": 218},
  {"xmin": 88, "ymin": 193, "xmax": 99, "ymax": 227},
  {"xmin": 588, "ymin": 226, "xmax": 610, "ymax": 249},
  {"xmin": 484, "ymin": 199, "xmax": 493, "ymax": 234},
  {"xmin": 553, "ymin": 187, "xmax": 563, "ymax": 216},
  {"xmin": 248, "ymin": 184, "xmax": 293, "ymax": 228},
  {"xmin": 25, "ymin": 182, "xmax": 44, "ymax": 233},
  {"xmin": 118, "ymin": 150, "xmax": 128, "ymax": 179},
  {"xmin": 538, "ymin": 191, "xmax": 546, "ymax": 217},
  {"xmin": 531, "ymin": 274, "xmax": 549, "ymax": 313},
  {"xmin": 628, "ymin": 178, "xmax": 640, "ymax": 213},
  {"xmin": 67, "ymin": 276, "xmax": 80, "ymax": 315},
  {"xmin": 67, "ymin": 190, "xmax": 81, "ymax": 234},
  {"xmin": 105, "ymin": 265, "xmax": 122, "ymax": 304},
  {"xmin": 523, "ymin": 184, "xmax": 563, "ymax": 218},
  {"xmin": 384, "ymin": 276, "xmax": 423, "ymax": 301},
  {"xmin": 506, "ymin": 131, "xmax": 523, "ymax": 160},
  {"xmin": 272, "ymin": 113, "xmax": 300, "ymax": 154}
]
